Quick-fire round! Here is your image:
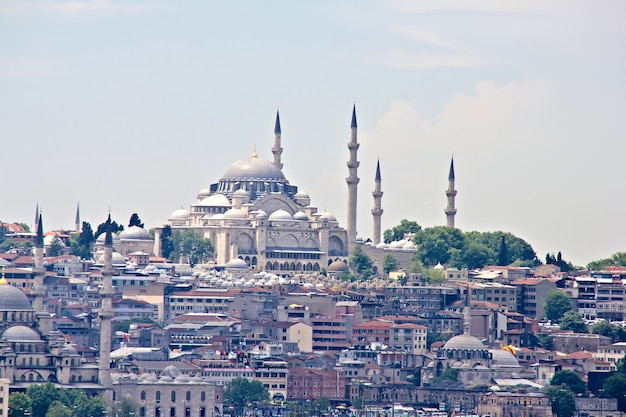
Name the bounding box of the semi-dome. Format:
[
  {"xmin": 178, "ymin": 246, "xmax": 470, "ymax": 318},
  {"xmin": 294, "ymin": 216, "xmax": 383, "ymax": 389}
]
[
  {"xmin": 0, "ymin": 285, "xmax": 33, "ymax": 311},
  {"xmin": 443, "ymin": 333, "xmax": 487, "ymax": 351},
  {"xmin": 222, "ymin": 208, "xmax": 247, "ymax": 220},
  {"xmin": 119, "ymin": 226, "xmax": 152, "ymax": 240},
  {"xmin": 199, "ymin": 194, "xmax": 231, "ymax": 207},
  {"xmin": 269, "ymin": 210, "xmax": 293, "ymax": 221},
  {"xmin": 317, "ymin": 212, "xmax": 337, "ymax": 222},
  {"xmin": 2, "ymin": 325, "xmax": 41, "ymax": 341},
  {"xmin": 169, "ymin": 208, "xmax": 190, "ymax": 219},
  {"xmin": 222, "ymin": 157, "xmax": 285, "ymax": 181},
  {"xmin": 233, "ymin": 189, "xmax": 251, "ymax": 197}
]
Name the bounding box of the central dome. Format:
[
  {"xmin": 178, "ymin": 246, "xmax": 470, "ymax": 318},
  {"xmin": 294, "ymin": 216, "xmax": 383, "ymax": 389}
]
[
  {"xmin": 443, "ymin": 333, "xmax": 487, "ymax": 351},
  {"xmin": 222, "ymin": 157, "xmax": 285, "ymax": 181},
  {"xmin": 0, "ymin": 285, "xmax": 33, "ymax": 311}
]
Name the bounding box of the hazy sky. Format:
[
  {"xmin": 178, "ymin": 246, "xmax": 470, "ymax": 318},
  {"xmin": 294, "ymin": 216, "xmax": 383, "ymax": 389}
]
[{"xmin": 1, "ymin": 1, "xmax": 625, "ymax": 266}]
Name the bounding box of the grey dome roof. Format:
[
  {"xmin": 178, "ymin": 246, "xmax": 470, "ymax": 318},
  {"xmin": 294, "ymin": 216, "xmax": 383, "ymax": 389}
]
[
  {"xmin": 223, "ymin": 208, "xmax": 247, "ymax": 220},
  {"xmin": 328, "ymin": 260, "xmax": 349, "ymax": 272},
  {"xmin": 222, "ymin": 157, "xmax": 285, "ymax": 181},
  {"xmin": 199, "ymin": 194, "xmax": 231, "ymax": 207},
  {"xmin": 443, "ymin": 333, "xmax": 487, "ymax": 351},
  {"xmin": 2, "ymin": 325, "xmax": 41, "ymax": 341},
  {"xmin": 293, "ymin": 211, "xmax": 308, "ymax": 221},
  {"xmin": 119, "ymin": 226, "xmax": 152, "ymax": 240},
  {"xmin": 169, "ymin": 208, "xmax": 190, "ymax": 219},
  {"xmin": 269, "ymin": 209, "xmax": 293, "ymax": 221},
  {"xmin": 96, "ymin": 232, "xmax": 120, "ymax": 243},
  {"xmin": 225, "ymin": 258, "xmax": 248, "ymax": 269},
  {"xmin": 489, "ymin": 348, "xmax": 520, "ymax": 367},
  {"xmin": 0, "ymin": 285, "xmax": 33, "ymax": 311}
]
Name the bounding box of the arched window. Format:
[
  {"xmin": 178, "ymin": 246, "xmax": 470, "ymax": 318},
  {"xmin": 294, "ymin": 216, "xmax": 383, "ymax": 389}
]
[
  {"xmin": 156, "ymin": 391, "xmax": 161, "ymax": 403},
  {"xmin": 171, "ymin": 391, "xmax": 176, "ymax": 402},
  {"xmin": 201, "ymin": 391, "xmax": 206, "ymax": 402},
  {"xmin": 141, "ymin": 391, "xmax": 146, "ymax": 401},
  {"xmin": 186, "ymin": 391, "xmax": 191, "ymax": 402}
]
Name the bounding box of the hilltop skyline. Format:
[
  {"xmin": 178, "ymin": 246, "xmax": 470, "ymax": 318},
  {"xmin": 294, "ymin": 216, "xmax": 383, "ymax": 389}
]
[{"xmin": 1, "ymin": 1, "xmax": 625, "ymax": 266}]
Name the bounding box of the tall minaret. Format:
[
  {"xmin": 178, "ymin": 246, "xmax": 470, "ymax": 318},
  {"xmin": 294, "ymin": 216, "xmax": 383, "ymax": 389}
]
[
  {"xmin": 445, "ymin": 157, "xmax": 457, "ymax": 228},
  {"xmin": 33, "ymin": 212, "xmax": 51, "ymax": 335},
  {"xmin": 346, "ymin": 105, "xmax": 360, "ymax": 250},
  {"xmin": 371, "ymin": 159, "xmax": 383, "ymax": 245},
  {"xmin": 272, "ymin": 110, "xmax": 283, "ymax": 170},
  {"xmin": 75, "ymin": 202, "xmax": 81, "ymax": 233},
  {"xmin": 98, "ymin": 215, "xmax": 114, "ymax": 390},
  {"xmin": 33, "ymin": 202, "xmax": 39, "ymax": 232}
]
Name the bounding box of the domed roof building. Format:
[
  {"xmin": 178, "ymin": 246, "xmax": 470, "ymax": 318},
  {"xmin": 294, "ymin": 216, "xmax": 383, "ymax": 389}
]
[{"xmin": 155, "ymin": 111, "xmax": 349, "ymax": 272}]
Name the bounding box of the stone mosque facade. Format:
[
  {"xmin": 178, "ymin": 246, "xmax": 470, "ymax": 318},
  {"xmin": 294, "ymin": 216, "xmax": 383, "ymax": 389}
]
[{"xmin": 155, "ymin": 107, "xmax": 457, "ymax": 272}]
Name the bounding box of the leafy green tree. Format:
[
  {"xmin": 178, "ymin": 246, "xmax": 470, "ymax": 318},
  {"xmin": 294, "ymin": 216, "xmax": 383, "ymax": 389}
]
[
  {"xmin": 109, "ymin": 396, "xmax": 136, "ymax": 417},
  {"xmin": 544, "ymin": 290, "xmax": 573, "ymax": 322},
  {"xmin": 224, "ymin": 377, "xmax": 269, "ymax": 417},
  {"xmin": 311, "ymin": 398, "xmax": 331, "ymax": 417},
  {"xmin": 94, "ymin": 219, "xmax": 124, "ymax": 239},
  {"xmin": 47, "ymin": 237, "xmax": 65, "ymax": 257},
  {"xmin": 160, "ymin": 225, "xmax": 175, "ymax": 259},
  {"xmin": 408, "ymin": 253, "xmax": 425, "ymax": 274},
  {"xmin": 383, "ymin": 219, "xmax": 421, "ymax": 243},
  {"xmin": 70, "ymin": 221, "xmax": 94, "ymax": 259},
  {"xmin": 547, "ymin": 385, "xmax": 576, "ymax": 417},
  {"xmin": 27, "ymin": 382, "xmax": 60, "ymax": 417},
  {"xmin": 425, "ymin": 267, "xmax": 445, "ymax": 284},
  {"xmin": 128, "ymin": 213, "xmax": 144, "ymax": 228},
  {"xmin": 382, "ymin": 254, "xmax": 399, "ymax": 274},
  {"xmin": 45, "ymin": 401, "xmax": 71, "ymax": 417},
  {"xmin": 464, "ymin": 231, "xmax": 538, "ymax": 266},
  {"xmin": 591, "ymin": 320, "xmax": 616, "ymax": 339},
  {"xmin": 349, "ymin": 246, "xmax": 373, "ymax": 279},
  {"xmin": 559, "ymin": 311, "xmax": 587, "ymax": 333},
  {"xmin": 538, "ymin": 334, "xmax": 554, "ymax": 350},
  {"xmin": 171, "ymin": 230, "xmax": 215, "ymax": 267},
  {"xmin": 9, "ymin": 392, "xmax": 32, "ymax": 417},
  {"xmin": 603, "ymin": 373, "xmax": 626, "ymax": 411},
  {"xmin": 463, "ymin": 242, "xmax": 494, "ymax": 269},
  {"xmin": 587, "ymin": 252, "xmax": 626, "ymax": 271},
  {"xmin": 550, "ymin": 370, "xmax": 586, "ymax": 394},
  {"xmin": 413, "ymin": 226, "xmax": 465, "ymax": 267},
  {"xmin": 432, "ymin": 368, "xmax": 458, "ymax": 385}
]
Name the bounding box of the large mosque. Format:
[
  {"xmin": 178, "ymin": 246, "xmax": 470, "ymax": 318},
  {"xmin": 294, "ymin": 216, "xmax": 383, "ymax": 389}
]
[{"xmin": 155, "ymin": 107, "xmax": 457, "ymax": 272}]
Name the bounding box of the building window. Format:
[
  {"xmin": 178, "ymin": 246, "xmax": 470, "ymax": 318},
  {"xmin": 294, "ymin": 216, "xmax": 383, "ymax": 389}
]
[
  {"xmin": 171, "ymin": 391, "xmax": 176, "ymax": 403},
  {"xmin": 156, "ymin": 391, "xmax": 161, "ymax": 403},
  {"xmin": 201, "ymin": 391, "xmax": 206, "ymax": 402},
  {"xmin": 170, "ymin": 408, "xmax": 176, "ymax": 417},
  {"xmin": 141, "ymin": 391, "xmax": 146, "ymax": 401}
]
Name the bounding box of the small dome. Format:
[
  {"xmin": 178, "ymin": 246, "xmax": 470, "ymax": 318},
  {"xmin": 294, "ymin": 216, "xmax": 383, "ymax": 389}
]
[
  {"xmin": 119, "ymin": 226, "xmax": 152, "ymax": 241},
  {"xmin": 293, "ymin": 211, "xmax": 308, "ymax": 221},
  {"xmin": 434, "ymin": 262, "xmax": 444, "ymax": 270},
  {"xmin": 256, "ymin": 211, "xmax": 267, "ymax": 220},
  {"xmin": 328, "ymin": 260, "xmax": 349, "ymax": 272},
  {"xmin": 61, "ymin": 344, "xmax": 78, "ymax": 355},
  {"xmin": 375, "ymin": 242, "xmax": 388, "ymax": 249},
  {"xmin": 403, "ymin": 241, "xmax": 417, "ymax": 250},
  {"xmin": 199, "ymin": 194, "xmax": 231, "ymax": 207},
  {"xmin": 294, "ymin": 191, "xmax": 310, "ymax": 199},
  {"xmin": 160, "ymin": 365, "xmax": 181, "ymax": 379},
  {"xmin": 197, "ymin": 188, "xmax": 211, "ymax": 199},
  {"xmin": 96, "ymin": 232, "xmax": 120, "ymax": 243},
  {"xmin": 233, "ymin": 189, "xmax": 250, "ymax": 197},
  {"xmin": 389, "ymin": 240, "xmax": 404, "ymax": 249},
  {"xmin": 2, "ymin": 325, "xmax": 41, "ymax": 342},
  {"xmin": 489, "ymin": 349, "xmax": 521, "ymax": 367},
  {"xmin": 170, "ymin": 208, "xmax": 190, "ymax": 219},
  {"xmin": 318, "ymin": 212, "xmax": 337, "ymax": 222},
  {"xmin": 44, "ymin": 235, "xmax": 65, "ymax": 247},
  {"xmin": 225, "ymin": 258, "xmax": 248, "ymax": 269},
  {"xmin": 269, "ymin": 210, "xmax": 293, "ymax": 221},
  {"xmin": 223, "ymin": 208, "xmax": 247, "ymax": 220},
  {"xmin": 0, "ymin": 285, "xmax": 33, "ymax": 311},
  {"xmin": 443, "ymin": 333, "xmax": 487, "ymax": 351}
]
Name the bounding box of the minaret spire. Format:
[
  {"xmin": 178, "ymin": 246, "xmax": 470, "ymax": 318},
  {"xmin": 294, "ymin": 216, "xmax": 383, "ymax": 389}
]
[
  {"xmin": 34, "ymin": 202, "xmax": 39, "ymax": 232},
  {"xmin": 33, "ymin": 212, "xmax": 51, "ymax": 335},
  {"xmin": 98, "ymin": 214, "xmax": 114, "ymax": 390},
  {"xmin": 445, "ymin": 157, "xmax": 457, "ymax": 228},
  {"xmin": 272, "ymin": 109, "xmax": 283, "ymax": 170},
  {"xmin": 371, "ymin": 159, "xmax": 383, "ymax": 245},
  {"xmin": 346, "ymin": 104, "xmax": 360, "ymax": 250},
  {"xmin": 75, "ymin": 202, "xmax": 81, "ymax": 233}
]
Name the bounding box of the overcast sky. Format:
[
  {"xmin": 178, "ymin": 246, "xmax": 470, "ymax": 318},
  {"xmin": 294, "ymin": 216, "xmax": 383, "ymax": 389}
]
[{"xmin": 1, "ymin": 1, "xmax": 625, "ymax": 266}]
